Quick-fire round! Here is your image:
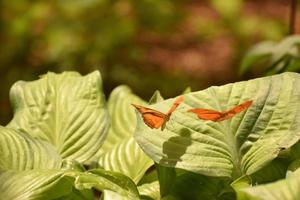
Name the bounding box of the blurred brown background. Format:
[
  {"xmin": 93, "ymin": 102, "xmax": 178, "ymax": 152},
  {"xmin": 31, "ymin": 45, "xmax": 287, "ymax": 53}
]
[{"xmin": 0, "ymin": 0, "xmax": 299, "ymax": 124}]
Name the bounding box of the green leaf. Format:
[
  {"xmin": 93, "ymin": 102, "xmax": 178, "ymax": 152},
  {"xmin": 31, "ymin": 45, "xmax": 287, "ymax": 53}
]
[
  {"xmin": 0, "ymin": 168, "xmax": 139, "ymax": 200},
  {"xmin": 182, "ymin": 87, "xmax": 192, "ymax": 95},
  {"xmin": 169, "ymin": 171, "xmax": 234, "ymax": 200},
  {"xmin": 239, "ymin": 41, "xmax": 275, "ymax": 74},
  {"xmin": 138, "ymin": 181, "xmax": 160, "ymax": 200},
  {"xmin": 99, "ymin": 85, "xmax": 145, "ymax": 155},
  {"xmin": 98, "ymin": 86, "xmax": 152, "ymax": 182},
  {"xmin": 0, "ymin": 170, "xmax": 92, "ymax": 200},
  {"xmin": 240, "ymin": 36, "xmax": 300, "ymax": 75},
  {"xmin": 149, "ymin": 90, "xmax": 164, "ymax": 105},
  {"xmin": 98, "ymin": 86, "xmax": 152, "ymax": 199},
  {"xmin": 99, "ymin": 137, "xmax": 152, "ymax": 183},
  {"xmin": 74, "ymin": 169, "xmax": 140, "ymax": 200},
  {"xmin": 134, "ymin": 72, "xmax": 300, "ymax": 178},
  {"xmin": 237, "ymin": 168, "xmax": 300, "ymax": 200},
  {"xmin": 8, "ymin": 71, "xmax": 109, "ymax": 164},
  {"xmin": 155, "ymin": 164, "xmax": 176, "ymax": 198},
  {"xmin": 0, "ymin": 126, "xmax": 61, "ymax": 170},
  {"xmin": 250, "ymin": 159, "xmax": 288, "ymax": 184}
]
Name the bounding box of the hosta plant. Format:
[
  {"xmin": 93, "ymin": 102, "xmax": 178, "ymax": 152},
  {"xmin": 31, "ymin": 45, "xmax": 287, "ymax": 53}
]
[
  {"xmin": 1, "ymin": 70, "xmax": 300, "ymax": 200},
  {"xmin": 240, "ymin": 35, "xmax": 300, "ymax": 75}
]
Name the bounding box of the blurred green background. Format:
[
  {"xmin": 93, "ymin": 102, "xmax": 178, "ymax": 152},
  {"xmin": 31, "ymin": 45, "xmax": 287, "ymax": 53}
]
[{"xmin": 0, "ymin": 0, "xmax": 298, "ymax": 124}]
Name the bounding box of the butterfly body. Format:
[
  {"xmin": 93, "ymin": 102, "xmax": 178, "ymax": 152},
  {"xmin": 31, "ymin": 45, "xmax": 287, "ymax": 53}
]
[
  {"xmin": 132, "ymin": 96, "xmax": 184, "ymax": 130},
  {"xmin": 188, "ymin": 100, "xmax": 252, "ymax": 122}
]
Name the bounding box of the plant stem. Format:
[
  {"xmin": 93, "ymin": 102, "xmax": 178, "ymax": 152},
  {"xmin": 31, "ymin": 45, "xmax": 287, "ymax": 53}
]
[{"xmin": 289, "ymin": 0, "xmax": 297, "ymax": 34}]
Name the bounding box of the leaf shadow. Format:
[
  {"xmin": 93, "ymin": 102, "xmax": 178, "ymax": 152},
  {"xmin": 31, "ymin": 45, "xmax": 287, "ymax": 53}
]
[{"xmin": 159, "ymin": 127, "xmax": 192, "ymax": 167}]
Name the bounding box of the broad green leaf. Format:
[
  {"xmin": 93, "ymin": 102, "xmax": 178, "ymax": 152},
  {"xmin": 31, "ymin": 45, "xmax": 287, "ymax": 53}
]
[
  {"xmin": 271, "ymin": 35, "xmax": 300, "ymax": 62},
  {"xmin": 138, "ymin": 169, "xmax": 158, "ymax": 185},
  {"xmin": 99, "ymin": 137, "xmax": 153, "ymax": 184},
  {"xmin": 98, "ymin": 86, "xmax": 152, "ymax": 199},
  {"xmin": 0, "ymin": 126, "xmax": 61, "ymax": 170},
  {"xmin": 169, "ymin": 171, "xmax": 234, "ymax": 200},
  {"xmin": 0, "ymin": 170, "xmax": 92, "ymax": 200},
  {"xmin": 0, "ymin": 168, "xmax": 138, "ymax": 200},
  {"xmin": 155, "ymin": 164, "xmax": 176, "ymax": 198},
  {"xmin": 8, "ymin": 71, "xmax": 109, "ymax": 163},
  {"xmin": 98, "ymin": 86, "xmax": 152, "ymax": 182},
  {"xmin": 138, "ymin": 181, "xmax": 160, "ymax": 200},
  {"xmin": 240, "ymin": 36, "xmax": 300, "ymax": 75},
  {"xmin": 99, "ymin": 85, "xmax": 144, "ymax": 154},
  {"xmin": 237, "ymin": 168, "xmax": 300, "ymax": 200},
  {"xmin": 74, "ymin": 169, "xmax": 140, "ymax": 200},
  {"xmin": 250, "ymin": 159, "xmax": 288, "ymax": 184},
  {"xmin": 134, "ymin": 72, "xmax": 300, "ymax": 178},
  {"xmin": 239, "ymin": 41, "xmax": 275, "ymax": 74}
]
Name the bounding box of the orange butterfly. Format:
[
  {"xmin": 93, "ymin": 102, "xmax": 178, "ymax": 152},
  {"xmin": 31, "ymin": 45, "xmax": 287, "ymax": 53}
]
[
  {"xmin": 132, "ymin": 96, "xmax": 184, "ymax": 130},
  {"xmin": 188, "ymin": 100, "xmax": 252, "ymax": 122}
]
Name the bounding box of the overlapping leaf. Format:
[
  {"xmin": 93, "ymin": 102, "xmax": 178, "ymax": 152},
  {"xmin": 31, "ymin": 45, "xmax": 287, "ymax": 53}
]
[
  {"xmin": 138, "ymin": 181, "xmax": 160, "ymax": 200},
  {"xmin": 98, "ymin": 86, "xmax": 153, "ymax": 199},
  {"xmin": 237, "ymin": 168, "xmax": 300, "ymax": 200},
  {"xmin": 98, "ymin": 85, "xmax": 145, "ymax": 155},
  {"xmin": 0, "ymin": 170, "xmax": 91, "ymax": 200},
  {"xmin": 134, "ymin": 72, "xmax": 300, "ymax": 178},
  {"xmin": 98, "ymin": 86, "xmax": 152, "ymax": 182},
  {"xmin": 75, "ymin": 169, "xmax": 140, "ymax": 200},
  {"xmin": 0, "ymin": 168, "xmax": 139, "ymax": 200},
  {"xmin": 8, "ymin": 71, "xmax": 109, "ymax": 163},
  {"xmin": 0, "ymin": 126, "xmax": 61, "ymax": 170},
  {"xmin": 240, "ymin": 35, "xmax": 300, "ymax": 75}
]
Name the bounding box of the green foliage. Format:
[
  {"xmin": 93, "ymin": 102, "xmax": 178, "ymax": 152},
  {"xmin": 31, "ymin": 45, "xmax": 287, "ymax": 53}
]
[
  {"xmin": 135, "ymin": 72, "xmax": 300, "ymax": 178},
  {"xmin": 240, "ymin": 35, "xmax": 300, "ymax": 75},
  {"xmin": 97, "ymin": 85, "xmax": 153, "ymax": 199},
  {"xmin": 2, "ymin": 70, "xmax": 300, "ymax": 199},
  {"xmin": 0, "ymin": 71, "xmax": 146, "ymax": 199},
  {"xmin": 7, "ymin": 71, "xmax": 109, "ymax": 164},
  {"xmin": 236, "ymin": 168, "xmax": 300, "ymax": 200}
]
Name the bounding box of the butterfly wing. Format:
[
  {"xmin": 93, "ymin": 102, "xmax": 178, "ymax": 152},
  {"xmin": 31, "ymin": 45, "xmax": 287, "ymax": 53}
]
[
  {"xmin": 189, "ymin": 100, "xmax": 252, "ymax": 122},
  {"xmin": 166, "ymin": 95, "xmax": 184, "ymax": 115},
  {"xmin": 225, "ymin": 100, "xmax": 253, "ymax": 117},
  {"xmin": 188, "ymin": 108, "xmax": 224, "ymax": 121},
  {"xmin": 132, "ymin": 104, "xmax": 166, "ymax": 129}
]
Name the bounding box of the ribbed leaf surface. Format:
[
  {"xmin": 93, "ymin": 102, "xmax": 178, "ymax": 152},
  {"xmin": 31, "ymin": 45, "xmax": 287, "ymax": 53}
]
[
  {"xmin": 138, "ymin": 181, "xmax": 160, "ymax": 200},
  {"xmin": 0, "ymin": 168, "xmax": 140, "ymax": 200},
  {"xmin": 98, "ymin": 86, "xmax": 152, "ymax": 182},
  {"xmin": 99, "ymin": 85, "xmax": 144, "ymax": 154},
  {"xmin": 134, "ymin": 73, "xmax": 300, "ymax": 177},
  {"xmin": 0, "ymin": 170, "xmax": 79, "ymax": 200},
  {"xmin": 99, "ymin": 137, "xmax": 152, "ymax": 183},
  {"xmin": 98, "ymin": 86, "xmax": 153, "ymax": 200},
  {"xmin": 8, "ymin": 71, "xmax": 109, "ymax": 163},
  {"xmin": 0, "ymin": 126, "xmax": 61, "ymax": 170}
]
